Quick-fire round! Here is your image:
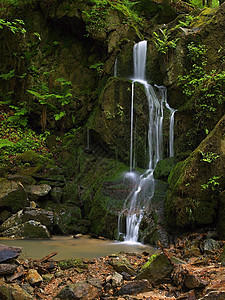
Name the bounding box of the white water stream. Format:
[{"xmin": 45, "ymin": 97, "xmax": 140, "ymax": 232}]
[{"xmin": 118, "ymin": 41, "xmax": 176, "ymax": 243}]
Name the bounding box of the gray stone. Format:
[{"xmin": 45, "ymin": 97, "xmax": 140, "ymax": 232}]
[
  {"xmin": 203, "ymin": 238, "xmax": 220, "ymax": 254},
  {"xmin": 0, "ymin": 208, "xmax": 54, "ymax": 233},
  {"xmin": 0, "ymin": 244, "xmax": 22, "ymax": 263},
  {"xmin": 1, "ymin": 220, "xmax": 51, "ymax": 239},
  {"xmin": 136, "ymin": 252, "xmax": 173, "ymax": 283},
  {"xmin": 111, "ymin": 272, "xmax": 123, "ymax": 287},
  {"xmin": 25, "ymin": 184, "xmax": 51, "ymax": 201},
  {"xmin": 114, "ymin": 279, "xmax": 151, "ymax": 296},
  {"xmin": 55, "ymin": 281, "xmax": 99, "ymax": 299}
]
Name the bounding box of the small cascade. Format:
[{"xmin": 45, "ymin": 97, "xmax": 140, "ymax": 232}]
[
  {"xmin": 118, "ymin": 41, "xmax": 176, "ymax": 243},
  {"xmin": 114, "ymin": 57, "xmax": 118, "ymax": 77}
]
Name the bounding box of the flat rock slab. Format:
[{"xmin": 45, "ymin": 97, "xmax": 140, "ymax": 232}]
[
  {"xmin": 0, "ymin": 244, "xmax": 22, "ymax": 263},
  {"xmin": 0, "ymin": 263, "xmax": 17, "ymax": 275}
]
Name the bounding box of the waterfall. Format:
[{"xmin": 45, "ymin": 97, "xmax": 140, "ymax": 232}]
[{"xmin": 118, "ymin": 41, "xmax": 176, "ymax": 243}]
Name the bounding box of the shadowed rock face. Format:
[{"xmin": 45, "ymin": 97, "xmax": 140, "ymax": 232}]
[
  {"xmin": 165, "ymin": 114, "xmax": 225, "ymax": 236},
  {"xmin": 0, "ymin": 244, "xmax": 22, "ymax": 263}
]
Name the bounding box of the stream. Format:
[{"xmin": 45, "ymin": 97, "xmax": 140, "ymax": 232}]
[{"xmin": 0, "ymin": 235, "xmax": 155, "ymax": 260}]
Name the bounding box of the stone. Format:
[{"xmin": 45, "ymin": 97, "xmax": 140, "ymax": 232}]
[
  {"xmin": 42, "ymin": 274, "xmax": 54, "ymax": 281},
  {"xmin": 114, "ymin": 279, "xmax": 151, "ymax": 296},
  {"xmin": 0, "ymin": 179, "xmax": 29, "ymax": 213},
  {"xmin": 0, "ymin": 210, "xmax": 11, "ymax": 223},
  {"xmin": 1, "ymin": 220, "xmax": 51, "ymax": 239},
  {"xmin": 25, "ymin": 184, "xmax": 51, "ymax": 201},
  {"xmin": 108, "ymin": 255, "xmax": 135, "ymax": 275},
  {"xmin": 136, "ymin": 252, "xmax": 173, "ymax": 283},
  {"xmin": 111, "ymin": 272, "xmax": 123, "ymax": 287},
  {"xmin": 203, "ymin": 238, "xmax": 220, "ymax": 254},
  {"xmin": 7, "ymin": 174, "xmax": 36, "ymax": 185},
  {"xmin": 0, "ymin": 208, "xmax": 54, "ymax": 233},
  {"xmin": 27, "ymin": 269, "xmax": 43, "ymax": 285},
  {"xmin": 0, "ymin": 264, "xmax": 17, "ymax": 275},
  {"xmin": 0, "ymin": 283, "xmax": 33, "ymax": 300},
  {"xmin": 54, "ymin": 281, "xmax": 99, "ymax": 299},
  {"xmin": 154, "ymin": 157, "xmax": 178, "ymax": 181},
  {"xmin": 0, "ymin": 244, "xmax": 22, "ymax": 263},
  {"xmin": 184, "ymin": 274, "xmax": 208, "ymax": 289}
]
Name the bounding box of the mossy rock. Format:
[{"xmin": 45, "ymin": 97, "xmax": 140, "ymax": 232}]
[
  {"xmin": 154, "ymin": 157, "xmax": 178, "ymax": 181},
  {"xmin": 165, "ymin": 114, "xmax": 225, "ymax": 233},
  {"xmin": 17, "ymin": 150, "xmax": 48, "ymax": 166},
  {"xmin": 136, "ymin": 252, "xmax": 173, "ymax": 283}
]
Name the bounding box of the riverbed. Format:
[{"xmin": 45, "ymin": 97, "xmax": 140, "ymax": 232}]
[{"xmin": 0, "ymin": 235, "xmax": 155, "ymax": 260}]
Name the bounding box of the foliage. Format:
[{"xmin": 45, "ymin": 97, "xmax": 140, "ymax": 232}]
[
  {"xmin": 0, "ymin": 18, "xmax": 26, "ymax": 35},
  {"xmin": 153, "ymin": 29, "xmax": 179, "ymax": 55},
  {"xmin": 199, "ymin": 150, "xmax": 219, "ymax": 163},
  {"xmin": 90, "ymin": 62, "xmax": 104, "ymax": 75},
  {"xmin": 178, "ymin": 42, "xmax": 225, "ymax": 129},
  {"xmin": 201, "ymin": 176, "xmax": 220, "ymax": 191},
  {"xmin": 175, "ymin": 15, "xmax": 195, "ymax": 29}
]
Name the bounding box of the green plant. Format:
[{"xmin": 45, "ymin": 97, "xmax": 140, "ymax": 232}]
[
  {"xmin": 0, "ymin": 19, "xmax": 26, "ymax": 34},
  {"xmin": 201, "ymin": 176, "xmax": 220, "ymax": 191},
  {"xmin": 199, "ymin": 150, "xmax": 219, "ymax": 163},
  {"xmin": 90, "ymin": 62, "xmax": 104, "ymax": 75},
  {"xmin": 153, "ymin": 29, "xmax": 179, "ymax": 55}
]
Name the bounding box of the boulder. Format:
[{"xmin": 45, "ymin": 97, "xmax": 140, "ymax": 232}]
[
  {"xmin": 25, "ymin": 184, "xmax": 51, "ymax": 201},
  {"xmin": 0, "ymin": 208, "xmax": 54, "ymax": 233},
  {"xmin": 114, "ymin": 279, "xmax": 151, "ymax": 296},
  {"xmin": 55, "ymin": 281, "xmax": 100, "ymax": 299},
  {"xmin": 0, "ymin": 283, "xmax": 33, "ymax": 300},
  {"xmin": 1, "ymin": 220, "xmax": 51, "ymax": 239},
  {"xmin": 0, "ymin": 244, "xmax": 22, "ymax": 263},
  {"xmin": 0, "ymin": 179, "xmax": 29, "ymax": 213},
  {"xmin": 136, "ymin": 252, "xmax": 173, "ymax": 283},
  {"xmin": 108, "ymin": 255, "xmax": 135, "ymax": 276},
  {"xmin": 27, "ymin": 269, "xmax": 43, "ymax": 285}
]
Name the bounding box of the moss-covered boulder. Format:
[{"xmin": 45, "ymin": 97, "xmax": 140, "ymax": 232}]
[
  {"xmin": 1, "ymin": 220, "xmax": 51, "ymax": 239},
  {"xmin": 165, "ymin": 114, "xmax": 225, "ymax": 236},
  {"xmin": 0, "ymin": 208, "xmax": 54, "ymax": 233},
  {"xmin": 0, "ymin": 179, "xmax": 29, "ymax": 213},
  {"xmin": 136, "ymin": 252, "xmax": 173, "ymax": 283}
]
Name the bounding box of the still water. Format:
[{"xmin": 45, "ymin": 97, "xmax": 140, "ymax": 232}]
[{"xmin": 0, "ymin": 235, "xmax": 155, "ymax": 260}]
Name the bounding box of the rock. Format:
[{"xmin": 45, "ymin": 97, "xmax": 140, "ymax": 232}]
[
  {"xmin": 0, "ymin": 179, "xmax": 29, "ymax": 213},
  {"xmin": 121, "ymin": 271, "xmax": 132, "ymax": 280},
  {"xmin": 114, "ymin": 279, "xmax": 151, "ymax": 296},
  {"xmin": 42, "ymin": 273, "xmax": 54, "ymax": 281},
  {"xmin": 1, "ymin": 220, "xmax": 51, "ymax": 239},
  {"xmin": 0, "ymin": 210, "xmax": 11, "ymax": 223},
  {"xmin": 25, "ymin": 184, "xmax": 51, "ymax": 201},
  {"xmin": 154, "ymin": 157, "xmax": 178, "ymax": 181},
  {"xmin": 111, "ymin": 272, "xmax": 123, "ymax": 287},
  {"xmin": 27, "ymin": 269, "xmax": 43, "ymax": 285},
  {"xmin": 184, "ymin": 274, "xmax": 208, "ymax": 289},
  {"xmin": 0, "ymin": 208, "xmax": 54, "ymax": 233},
  {"xmin": 108, "ymin": 255, "xmax": 135, "ymax": 275},
  {"xmin": 203, "ymin": 238, "xmax": 220, "ymax": 254},
  {"xmin": 51, "ymin": 187, "xmax": 63, "ymax": 203},
  {"xmin": 136, "ymin": 252, "xmax": 173, "ymax": 283},
  {"xmin": 0, "ymin": 244, "xmax": 22, "ymax": 263},
  {"xmin": 0, "ymin": 264, "xmax": 17, "ymax": 275},
  {"xmin": 17, "ymin": 150, "xmax": 47, "ymax": 165},
  {"xmin": 7, "ymin": 174, "xmax": 36, "ymax": 185},
  {"xmin": 0, "ymin": 283, "xmax": 33, "ymax": 300},
  {"xmin": 54, "ymin": 281, "xmax": 99, "ymax": 299}
]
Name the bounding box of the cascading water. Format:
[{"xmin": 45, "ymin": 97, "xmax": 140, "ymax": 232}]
[{"xmin": 118, "ymin": 41, "xmax": 176, "ymax": 243}]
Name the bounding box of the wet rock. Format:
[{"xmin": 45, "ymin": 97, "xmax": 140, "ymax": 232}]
[
  {"xmin": 55, "ymin": 280, "xmax": 99, "ymax": 299},
  {"xmin": 108, "ymin": 255, "xmax": 135, "ymax": 275},
  {"xmin": 111, "ymin": 272, "xmax": 123, "ymax": 287},
  {"xmin": 0, "ymin": 283, "xmax": 33, "ymax": 300},
  {"xmin": 27, "ymin": 269, "xmax": 43, "ymax": 285},
  {"xmin": 0, "ymin": 208, "xmax": 54, "ymax": 233},
  {"xmin": 25, "ymin": 184, "xmax": 51, "ymax": 201},
  {"xmin": 136, "ymin": 252, "xmax": 173, "ymax": 283},
  {"xmin": 184, "ymin": 274, "xmax": 208, "ymax": 289},
  {"xmin": 0, "ymin": 264, "xmax": 17, "ymax": 275},
  {"xmin": 1, "ymin": 220, "xmax": 51, "ymax": 239},
  {"xmin": 203, "ymin": 238, "xmax": 220, "ymax": 254},
  {"xmin": 0, "ymin": 244, "xmax": 22, "ymax": 262},
  {"xmin": 114, "ymin": 279, "xmax": 151, "ymax": 296},
  {"xmin": 0, "ymin": 179, "xmax": 29, "ymax": 213}
]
